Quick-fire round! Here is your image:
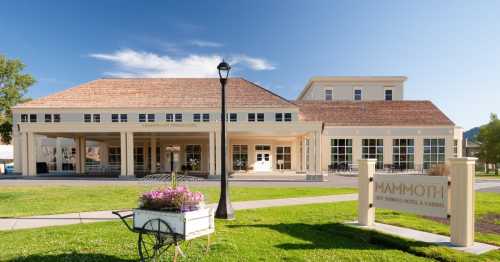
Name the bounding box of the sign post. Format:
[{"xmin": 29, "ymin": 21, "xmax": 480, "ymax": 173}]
[{"xmin": 358, "ymin": 159, "xmax": 376, "ymax": 226}]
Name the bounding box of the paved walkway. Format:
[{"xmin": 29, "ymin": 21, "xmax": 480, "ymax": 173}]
[{"xmin": 0, "ymin": 194, "xmax": 358, "ymax": 231}]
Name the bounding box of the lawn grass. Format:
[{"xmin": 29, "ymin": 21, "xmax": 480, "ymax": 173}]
[
  {"xmin": 3, "ymin": 201, "xmax": 499, "ymax": 261},
  {"xmin": 0, "ymin": 185, "xmax": 356, "ymax": 217},
  {"xmin": 377, "ymin": 192, "xmax": 500, "ymax": 246},
  {"xmin": 476, "ymin": 171, "xmax": 500, "ymax": 179}
]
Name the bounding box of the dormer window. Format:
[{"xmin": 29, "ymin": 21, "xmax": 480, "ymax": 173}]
[
  {"xmin": 354, "ymin": 89, "xmax": 362, "ymax": 101},
  {"xmin": 385, "ymin": 89, "xmax": 393, "ymax": 101},
  {"xmin": 325, "ymin": 89, "xmax": 333, "ymax": 101}
]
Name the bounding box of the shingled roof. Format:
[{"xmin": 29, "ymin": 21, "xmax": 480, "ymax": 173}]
[
  {"xmin": 295, "ymin": 100, "xmax": 454, "ymax": 126},
  {"xmin": 15, "ymin": 78, "xmax": 296, "ymax": 109}
]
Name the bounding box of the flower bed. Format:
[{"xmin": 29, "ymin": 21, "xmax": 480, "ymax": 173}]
[{"xmin": 139, "ymin": 185, "xmax": 205, "ymax": 212}]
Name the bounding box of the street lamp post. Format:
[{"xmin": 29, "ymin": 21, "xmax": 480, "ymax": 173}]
[{"xmin": 215, "ymin": 60, "xmax": 235, "ymax": 219}]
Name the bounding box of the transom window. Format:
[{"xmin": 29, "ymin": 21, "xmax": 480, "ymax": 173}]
[
  {"xmin": 276, "ymin": 146, "xmax": 291, "ymax": 170},
  {"xmin": 325, "ymin": 89, "xmax": 333, "ymax": 101},
  {"xmin": 393, "ymin": 139, "xmax": 415, "ymax": 170},
  {"xmin": 21, "ymin": 114, "xmax": 28, "ymax": 122},
  {"xmin": 185, "ymin": 145, "xmax": 202, "ymax": 171},
  {"xmin": 354, "ymin": 89, "xmax": 362, "ymax": 101},
  {"xmin": 362, "ymin": 139, "xmax": 384, "ymax": 169},
  {"xmin": 255, "ymin": 145, "xmax": 271, "ymax": 151},
  {"xmin": 385, "ymin": 89, "xmax": 393, "ymax": 101},
  {"xmin": 330, "ymin": 139, "xmax": 353, "ymax": 170},
  {"xmin": 423, "ymin": 138, "xmax": 445, "ymax": 169},
  {"xmin": 29, "ymin": 114, "xmax": 37, "ymax": 123},
  {"xmin": 232, "ymin": 145, "xmax": 248, "ymax": 171}
]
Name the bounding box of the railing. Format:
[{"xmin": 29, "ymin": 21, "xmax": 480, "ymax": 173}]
[{"xmin": 328, "ymin": 163, "xmax": 427, "ymax": 175}]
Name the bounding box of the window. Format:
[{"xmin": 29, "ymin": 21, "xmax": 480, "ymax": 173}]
[
  {"xmin": 53, "ymin": 114, "xmax": 61, "ymax": 122},
  {"xmin": 108, "ymin": 147, "xmax": 121, "ymax": 170},
  {"xmin": 29, "ymin": 114, "xmax": 37, "ymax": 123},
  {"xmin": 175, "ymin": 113, "xmax": 182, "ymax": 122},
  {"xmin": 362, "ymin": 139, "xmax": 384, "ymax": 169},
  {"xmin": 393, "ymin": 139, "xmax": 415, "ymax": 170},
  {"xmin": 453, "ymin": 139, "xmax": 458, "ymax": 158},
  {"xmin": 166, "ymin": 113, "xmax": 174, "ymax": 122},
  {"xmin": 21, "ymin": 114, "xmax": 28, "ymax": 122},
  {"xmin": 93, "ymin": 114, "xmax": 100, "ymax": 123},
  {"xmin": 284, "ymin": 113, "xmax": 292, "ymax": 122},
  {"xmin": 193, "ymin": 113, "xmax": 201, "ymax": 122},
  {"xmin": 120, "ymin": 114, "xmax": 127, "ymax": 122},
  {"xmin": 276, "ymin": 146, "xmax": 291, "ymax": 170},
  {"xmin": 385, "ymin": 89, "xmax": 393, "ymax": 101},
  {"xmin": 275, "ymin": 113, "xmax": 283, "ymax": 122},
  {"xmin": 232, "ymin": 145, "xmax": 248, "ymax": 171},
  {"xmin": 45, "ymin": 114, "xmax": 52, "ymax": 123},
  {"xmin": 111, "ymin": 114, "xmax": 119, "ymax": 123},
  {"xmin": 147, "ymin": 114, "xmax": 155, "ymax": 122},
  {"xmin": 134, "ymin": 147, "xmax": 145, "ymax": 171},
  {"xmin": 138, "ymin": 114, "xmax": 146, "ymax": 122},
  {"xmin": 84, "ymin": 114, "xmax": 92, "ymax": 123},
  {"xmin": 185, "ymin": 145, "xmax": 202, "ymax": 171},
  {"xmin": 202, "ymin": 113, "xmax": 210, "ymax": 122},
  {"xmin": 330, "ymin": 139, "xmax": 353, "ymax": 170},
  {"xmin": 248, "ymin": 113, "xmax": 255, "ymax": 122},
  {"xmin": 354, "ymin": 89, "xmax": 362, "ymax": 101},
  {"xmin": 325, "ymin": 89, "xmax": 333, "ymax": 101},
  {"xmin": 228, "ymin": 113, "xmax": 237, "ymax": 122},
  {"xmin": 423, "ymin": 138, "xmax": 446, "ymax": 169},
  {"xmin": 305, "ymin": 138, "xmax": 310, "ymax": 170},
  {"xmin": 255, "ymin": 145, "xmax": 271, "ymax": 151},
  {"xmin": 257, "ymin": 113, "xmax": 264, "ymax": 122}
]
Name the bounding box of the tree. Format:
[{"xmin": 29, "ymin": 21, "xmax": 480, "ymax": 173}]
[
  {"xmin": 477, "ymin": 113, "xmax": 500, "ymax": 175},
  {"xmin": 0, "ymin": 54, "xmax": 35, "ymax": 144}
]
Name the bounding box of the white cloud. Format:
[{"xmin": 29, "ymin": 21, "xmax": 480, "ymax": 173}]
[
  {"xmin": 230, "ymin": 54, "xmax": 276, "ymax": 70},
  {"xmin": 90, "ymin": 49, "xmax": 275, "ymax": 77},
  {"xmin": 189, "ymin": 40, "xmax": 223, "ymax": 48}
]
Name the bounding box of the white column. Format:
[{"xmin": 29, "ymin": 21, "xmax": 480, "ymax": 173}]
[
  {"xmin": 209, "ymin": 131, "xmax": 216, "ymax": 176},
  {"xmin": 74, "ymin": 136, "xmax": 81, "ymax": 173},
  {"xmin": 358, "ymin": 159, "xmax": 376, "ymax": 226},
  {"xmin": 120, "ymin": 132, "xmax": 127, "ymax": 176},
  {"xmin": 143, "ymin": 140, "xmax": 149, "ymax": 172},
  {"xmin": 383, "ymin": 137, "xmax": 393, "ymax": 167},
  {"xmin": 55, "ymin": 138, "xmax": 63, "ymax": 172},
  {"xmin": 150, "ymin": 137, "xmax": 157, "ymax": 173},
  {"xmin": 101, "ymin": 142, "xmax": 109, "ymax": 167},
  {"xmin": 126, "ymin": 131, "xmax": 134, "ymax": 176},
  {"xmin": 21, "ymin": 132, "xmax": 28, "ymax": 176},
  {"xmin": 449, "ymin": 157, "xmax": 476, "ymax": 247},
  {"xmin": 215, "ymin": 130, "xmax": 221, "ymax": 176},
  {"xmin": 13, "ymin": 132, "xmax": 22, "ymax": 173},
  {"xmin": 415, "ymin": 136, "xmax": 423, "ymax": 170},
  {"xmin": 27, "ymin": 132, "xmax": 37, "ymax": 176},
  {"xmin": 314, "ymin": 131, "xmax": 321, "ymax": 174}
]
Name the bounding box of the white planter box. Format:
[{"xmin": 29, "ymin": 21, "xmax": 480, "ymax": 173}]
[{"xmin": 133, "ymin": 207, "xmax": 214, "ymax": 240}]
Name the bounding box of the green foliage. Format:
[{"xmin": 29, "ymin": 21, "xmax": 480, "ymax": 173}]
[
  {"xmin": 0, "ymin": 54, "xmax": 35, "ymax": 143},
  {"xmin": 477, "ymin": 113, "xmax": 500, "ymax": 174}
]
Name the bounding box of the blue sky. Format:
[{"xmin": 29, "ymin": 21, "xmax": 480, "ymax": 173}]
[{"xmin": 1, "ymin": 0, "xmax": 499, "ymax": 129}]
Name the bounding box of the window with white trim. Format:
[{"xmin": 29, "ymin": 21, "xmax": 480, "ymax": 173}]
[
  {"xmin": 193, "ymin": 113, "xmax": 201, "ymax": 122},
  {"xmin": 53, "ymin": 114, "xmax": 60, "ymax": 122},
  {"xmin": 257, "ymin": 113, "xmax": 264, "ymax": 122},
  {"xmin": 385, "ymin": 89, "xmax": 393, "ymax": 101},
  {"xmin": 147, "ymin": 114, "xmax": 155, "ymax": 122},
  {"xmin": 393, "ymin": 139, "xmax": 415, "ymax": 169},
  {"xmin": 330, "ymin": 139, "xmax": 353, "ymax": 169},
  {"xmin": 232, "ymin": 145, "xmax": 248, "ymax": 171},
  {"xmin": 284, "ymin": 113, "xmax": 292, "ymax": 122},
  {"xmin": 362, "ymin": 139, "xmax": 384, "ymax": 169},
  {"xmin": 453, "ymin": 139, "xmax": 458, "ymax": 157},
  {"xmin": 185, "ymin": 145, "xmax": 202, "ymax": 171},
  {"xmin": 93, "ymin": 114, "xmax": 100, "ymax": 123},
  {"xmin": 120, "ymin": 114, "xmax": 127, "ymax": 122},
  {"xmin": 275, "ymin": 113, "xmax": 283, "ymax": 122},
  {"xmin": 84, "ymin": 114, "xmax": 92, "ymax": 123},
  {"xmin": 354, "ymin": 89, "xmax": 362, "ymax": 101},
  {"xmin": 229, "ymin": 113, "xmax": 237, "ymax": 122},
  {"xmin": 276, "ymin": 146, "xmax": 291, "ymax": 170},
  {"xmin": 248, "ymin": 113, "xmax": 255, "ymax": 122},
  {"xmin": 175, "ymin": 113, "xmax": 182, "ymax": 122},
  {"xmin": 139, "ymin": 114, "xmax": 147, "ymax": 122},
  {"xmin": 111, "ymin": 114, "xmax": 119, "ymax": 123},
  {"xmin": 325, "ymin": 89, "xmax": 333, "ymax": 101},
  {"xmin": 202, "ymin": 113, "xmax": 210, "ymax": 122},
  {"xmin": 423, "ymin": 138, "xmax": 445, "ymax": 169},
  {"xmin": 21, "ymin": 114, "xmax": 28, "ymax": 122},
  {"xmin": 29, "ymin": 114, "xmax": 37, "ymax": 123},
  {"xmin": 45, "ymin": 114, "xmax": 52, "ymax": 123}
]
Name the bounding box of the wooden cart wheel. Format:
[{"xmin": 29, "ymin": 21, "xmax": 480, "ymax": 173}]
[{"xmin": 138, "ymin": 218, "xmax": 177, "ymax": 262}]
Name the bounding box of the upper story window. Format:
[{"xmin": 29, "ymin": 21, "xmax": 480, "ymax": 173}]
[
  {"xmin": 120, "ymin": 114, "xmax": 127, "ymax": 122},
  {"xmin": 202, "ymin": 113, "xmax": 210, "ymax": 122},
  {"xmin": 284, "ymin": 113, "xmax": 292, "ymax": 122},
  {"xmin": 93, "ymin": 114, "xmax": 100, "ymax": 123},
  {"xmin": 112, "ymin": 114, "xmax": 119, "ymax": 123},
  {"xmin": 275, "ymin": 113, "xmax": 292, "ymax": 122},
  {"xmin": 166, "ymin": 113, "xmax": 182, "ymax": 122},
  {"xmin": 139, "ymin": 114, "xmax": 146, "ymax": 122},
  {"xmin": 229, "ymin": 113, "xmax": 237, "ymax": 122},
  {"xmin": 257, "ymin": 113, "xmax": 264, "ymax": 122},
  {"xmin": 147, "ymin": 114, "xmax": 155, "ymax": 122},
  {"xmin": 248, "ymin": 113, "xmax": 255, "ymax": 122},
  {"xmin": 354, "ymin": 89, "xmax": 362, "ymax": 101},
  {"xmin": 325, "ymin": 89, "xmax": 333, "ymax": 101},
  {"xmin": 385, "ymin": 89, "xmax": 393, "ymax": 101},
  {"xmin": 53, "ymin": 114, "xmax": 60, "ymax": 122},
  {"xmin": 21, "ymin": 114, "xmax": 28, "ymax": 123},
  {"xmin": 45, "ymin": 114, "xmax": 52, "ymax": 123},
  {"xmin": 193, "ymin": 113, "xmax": 201, "ymax": 122},
  {"xmin": 84, "ymin": 114, "xmax": 92, "ymax": 123},
  {"xmin": 275, "ymin": 113, "xmax": 283, "ymax": 122},
  {"xmin": 29, "ymin": 114, "xmax": 37, "ymax": 123}
]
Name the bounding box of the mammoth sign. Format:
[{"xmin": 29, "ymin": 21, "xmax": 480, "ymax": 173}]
[{"xmin": 373, "ymin": 174, "xmax": 448, "ymax": 218}]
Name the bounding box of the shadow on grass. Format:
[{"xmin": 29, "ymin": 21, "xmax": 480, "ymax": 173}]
[
  {"xmin": 7, "ymin": 252, "xmax": 135, "ymax": 262},
  {"xmin": 228, "ymin": 222, "xmax": 433, "ymax": 252}
]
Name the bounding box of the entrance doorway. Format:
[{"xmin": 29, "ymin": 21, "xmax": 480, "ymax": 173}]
[{"xmin": 254, "ymin": 145, "xmax": 272, "ymax": 171}]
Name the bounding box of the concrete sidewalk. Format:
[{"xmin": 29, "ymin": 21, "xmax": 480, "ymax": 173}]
[{"xmin": 0, "ymin": 194, "xmax": 358, "ymax": 231}]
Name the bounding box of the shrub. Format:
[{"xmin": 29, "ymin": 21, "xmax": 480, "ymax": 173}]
[{"xmin": 428, "ymin": 164, "xmax": 450, "ymax": 176}]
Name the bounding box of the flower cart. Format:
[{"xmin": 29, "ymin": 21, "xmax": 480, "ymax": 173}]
[{"xmin": 112, "ymin": 186, "xmax": 214, "ymax": 262}]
